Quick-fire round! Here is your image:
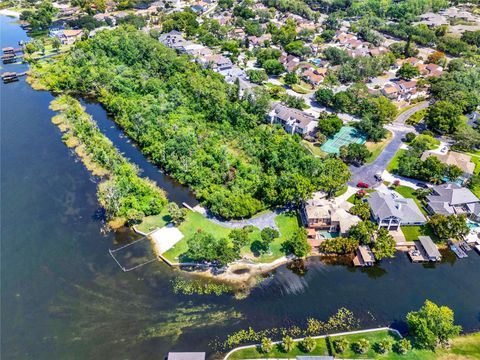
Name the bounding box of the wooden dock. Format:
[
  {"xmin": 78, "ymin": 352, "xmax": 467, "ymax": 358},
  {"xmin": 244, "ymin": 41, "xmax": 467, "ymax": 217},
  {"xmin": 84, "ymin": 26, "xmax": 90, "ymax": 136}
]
[{"xmin": 1, "ymin": 72, "xmax": 27, "ymax": 83}]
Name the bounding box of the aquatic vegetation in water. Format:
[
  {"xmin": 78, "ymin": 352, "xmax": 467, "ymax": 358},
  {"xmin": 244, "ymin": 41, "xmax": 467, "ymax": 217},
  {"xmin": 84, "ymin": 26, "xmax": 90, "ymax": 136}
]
[
  {"xmin": 171, "ymin": 277, "xmax": 232, "ymax": 296},
  {"xmin": 216, "ymin": 308, "xmax": 360, "ymax": 350}
]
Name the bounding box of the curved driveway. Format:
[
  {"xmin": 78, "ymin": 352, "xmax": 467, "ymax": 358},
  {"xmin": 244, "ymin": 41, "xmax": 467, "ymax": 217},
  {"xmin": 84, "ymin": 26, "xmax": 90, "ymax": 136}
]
[{"xmin": 349, "ymin": 102, "xmax": 428, "ymax": 187}]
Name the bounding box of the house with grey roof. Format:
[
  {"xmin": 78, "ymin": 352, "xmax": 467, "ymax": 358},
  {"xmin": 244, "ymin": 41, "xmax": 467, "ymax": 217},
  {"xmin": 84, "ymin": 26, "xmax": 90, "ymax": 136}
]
[
  {"xmin": 367, "ymin": 191, "xmax": 426, "ymax": 230},
  {"xmin": 268, "ymin": 103, "xmax": 318, "ymax": 137},
  {"xmin": 426, "ymin": 183, "xmax": 480, "ymax": 222}
]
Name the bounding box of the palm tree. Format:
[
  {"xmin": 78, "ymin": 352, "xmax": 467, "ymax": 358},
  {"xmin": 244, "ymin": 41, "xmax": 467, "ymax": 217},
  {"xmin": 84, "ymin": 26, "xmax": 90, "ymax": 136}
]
[
  {"xmin": 260, "ymin": 337, "xmax": 273, "ymax": 353},
  {"xmin": 282, "ymin": 336, "xmax": 294, "ymax": 353}
]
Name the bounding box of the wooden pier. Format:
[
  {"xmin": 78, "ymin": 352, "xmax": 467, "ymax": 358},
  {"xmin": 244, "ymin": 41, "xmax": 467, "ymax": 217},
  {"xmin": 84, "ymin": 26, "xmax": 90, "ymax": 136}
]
[
  {"xmin": 1, "ymin": 72, "xmax": 27, "ymax": 83},
  {"xmin": 449, "ymin": 241, "xmax": 468, "ymax": 259}
]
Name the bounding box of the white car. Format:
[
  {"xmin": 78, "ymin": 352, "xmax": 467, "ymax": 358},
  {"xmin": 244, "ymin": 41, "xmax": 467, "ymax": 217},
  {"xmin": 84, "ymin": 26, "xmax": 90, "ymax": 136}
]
[{"xmin": 440, "ymin": 146, "xmax": 448, "ymax": 153}]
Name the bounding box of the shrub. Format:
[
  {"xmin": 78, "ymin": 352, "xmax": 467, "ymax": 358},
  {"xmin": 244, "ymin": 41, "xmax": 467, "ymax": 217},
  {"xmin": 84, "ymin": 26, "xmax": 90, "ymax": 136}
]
[
  {"xmin": 352, "ymin": 338, "xmax": 370, "ymax": 354},
  {"xmin": 282, "ymin": 336, "xmax": 295, "ymax": 352},
  {"xmin": 375, "ymin": 338, "xmax": 393, "ymax": 354},
  {"xmin": 333, "ymin": 338, "xmax": 349, "ymax": 353},
  {"xmin": 394, "ymin": 338, "xmax": 412, "ymax": 354},
  {"xmin": 260, "ymin": 337, "xmax": 273, "ymax": 353},
  {"xmin": 301, "ymin": 336, "xmax": 316, "ymax": 352},
  {"xmin": 405, "ymin": 132, "xmax": 416, "ymax": 142}
]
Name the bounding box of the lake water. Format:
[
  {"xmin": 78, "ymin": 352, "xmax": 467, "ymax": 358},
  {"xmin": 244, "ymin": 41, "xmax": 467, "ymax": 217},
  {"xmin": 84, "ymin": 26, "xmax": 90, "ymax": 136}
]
[{"xmin": 1, "ymin": 16, "xmax": 480, "ymax": 360}]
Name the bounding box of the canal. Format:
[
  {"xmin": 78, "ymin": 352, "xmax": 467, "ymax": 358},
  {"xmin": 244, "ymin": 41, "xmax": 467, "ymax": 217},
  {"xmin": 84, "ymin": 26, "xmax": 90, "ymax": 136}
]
[{"xmin": 1, "ymin": 15, "xmax": 480, "ymax": 360}]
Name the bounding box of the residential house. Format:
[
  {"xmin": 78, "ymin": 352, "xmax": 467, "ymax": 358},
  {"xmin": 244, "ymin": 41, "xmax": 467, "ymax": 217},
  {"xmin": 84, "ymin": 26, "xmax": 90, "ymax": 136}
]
[
  {"xmin": 397, "ymin": 79, "xmax": 425, "ymax": 100},
  {"xmin": 199, "ymin": 54, "xmax": 233, "ymax": 72},
  {"xmin": 368, "ymin": 191, "xmax": 426, "ymax": 230},
  {"xmin": 425, "ymin": 183, "xmax": 480, "ymax": 222},
  {"xmin": 301, "ymin": 194, "xmax": 361, "ymax": 246},
  {"xmin": 421, "ymin": 150, "xmax": 475, "ymax": 182},
  {"xmin": 369, "ymin": 46, "xmax": 388, "ymax": 57},
  {"xmin": 59, "ymin": 29, "xmax": 83, "ymax": 45},
  {"xmin": 248, "ymin": 33, "xmax": 271, "ymax": 47},
  {"xmin": 159, "ymin": 30, "xmax": 188, "ymax": 49},
  {"xmin": 381, "ymin": 84, "xmax": 401, "ymax": 100},
  {"xmin": 301, "ymin": 69, "xmax": 325, "ymax": 86},
  {"xmin": 231, "ymin": 28, "xmax": 246, "ymax": 39},
  {"xmin": 268, "ymin": 103, "xmax": 318, "ymax": 137},
  {"xmin": 279, "ymin": 54, "xmax": 300, "ymax": 72}
]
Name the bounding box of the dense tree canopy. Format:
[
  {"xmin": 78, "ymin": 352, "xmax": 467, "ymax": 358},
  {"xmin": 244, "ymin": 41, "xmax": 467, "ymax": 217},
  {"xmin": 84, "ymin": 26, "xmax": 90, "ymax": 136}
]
[
  {"xmin": 33, "ymin": 28, "xmax": 350, "ymax": 219},
  {"xmin": 407, "ymin": 300, "xmax": 461, "ymax": 350}
]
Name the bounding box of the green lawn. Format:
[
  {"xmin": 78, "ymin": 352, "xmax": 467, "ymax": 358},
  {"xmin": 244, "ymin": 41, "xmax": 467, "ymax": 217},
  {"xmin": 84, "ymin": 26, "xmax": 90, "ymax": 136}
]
[
  {"xmin": 335, "ymin": 185, "xmax": 349, "ymax": 197},
  {"xmin": 365, "ymin": 131, "xmax": 393, "ymax": 164},
  {"xmin": 163, "ymin": 211, "xmax": 239, "ymax": 262},
  {"xmin": 302, "ymin": 140, "xmax": 328, "ymax": 158},
  {"xmin": 329, "ymin": 330, "xmax": 480, "ymax": 360},
  {"xmin": 143, "ymin": 209, "xmax": 303, "ymax": 264},
  {"xmin": 330, "ymin": 330, "xmax": 403, "ymax": 359},
  {"xmin": 347, "ymin": 189, "xmax": 375, "ymax": 204},
  {"xmin": 256, "ymin": 211, "xmax": 302, "ymax": 263},
  {"xmin": 227, "ymin": 338, "xmax": 329, "ymax": 360},
  {"xmin": 401, "ymin": 225, "xmax": 440, "ymax": 243},
  {"xmin": 136, "ymin": 209, "xmax": 171, "ymax": 234},
  {"xmin": 410, "ymin": 134, "xmax": 440, "ymax": 150},
  {"xmin": 405, "ymin": 109, "xmax": 427, "ymax": 125},
  {"xmin": 393, "ymin": 185, "xmax": 428, "ymax": 215},
  {"xmin": 387, "ymin": 149, "xmax": 407, "ymax": 172}
]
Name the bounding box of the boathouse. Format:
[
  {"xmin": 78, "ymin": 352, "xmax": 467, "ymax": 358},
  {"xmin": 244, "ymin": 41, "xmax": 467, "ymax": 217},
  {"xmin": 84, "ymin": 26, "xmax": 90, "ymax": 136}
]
[
  {"xmin": 168, "ymin": 353, "xmax": 206, "ymax": 360},
  {"xmin": 409, "ymin": 236, "xmax": 441, "ymax": 262},
  {"xmin": 353, "ymin": 245, "xmax": 376, "ymax": 267}
]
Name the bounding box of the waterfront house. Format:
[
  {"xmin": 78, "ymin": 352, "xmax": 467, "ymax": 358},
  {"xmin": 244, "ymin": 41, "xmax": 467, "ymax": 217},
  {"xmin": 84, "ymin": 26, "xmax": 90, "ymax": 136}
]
[
  {"xmin": 425, "ymin": 183, "xmax": 480, "ymax": 222},
  {"xmin": 268, "ymin": 103, "xmax": 318, "ymax": 137},
  {"xmin": 368, "ymin": 191, "xmax": 426, "ymax": 230},
  {"xmin": 301, "ymin": 193, "xmax": 361, "ymax": 243},
  {"xmin": 353, "ymin": 245, "xmax": 376, "ymax": 267},
  {"xmin": 421, "ymin": 151, "xmax": 475, "ymax": 182}
]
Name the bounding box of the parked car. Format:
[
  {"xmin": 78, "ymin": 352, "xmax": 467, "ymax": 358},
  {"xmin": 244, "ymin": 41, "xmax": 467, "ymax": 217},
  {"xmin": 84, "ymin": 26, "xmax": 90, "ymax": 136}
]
[
  {"xmin": 440, "ymin": 146, "xmax": 448, "ymax": 153},
  {"xmin": 374, "ymin": 173, "xmax": 382, "ymax": 181},
  {"xmin": 416, "ymin": 182, "xmax": 429, "ymax": 189},
  {"xmin": 357, "ymin": 181, "xmax": 369, "ymax": 188}
]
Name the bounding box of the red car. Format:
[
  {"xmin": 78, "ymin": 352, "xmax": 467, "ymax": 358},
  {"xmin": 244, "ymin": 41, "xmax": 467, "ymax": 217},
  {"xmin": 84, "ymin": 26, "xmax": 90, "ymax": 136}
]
[{"xmin": 357, "ymin": 181, "xmax": 369, "ymax": 189}]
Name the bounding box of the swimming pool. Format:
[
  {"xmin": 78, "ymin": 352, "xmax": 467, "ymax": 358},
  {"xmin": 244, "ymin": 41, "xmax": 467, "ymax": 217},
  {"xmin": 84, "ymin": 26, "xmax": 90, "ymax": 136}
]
[
  {"xmin": 317, "ymin": 231, "xmax": 340, "ymax": 239},
  {"xmin": 467, "ymin": 221, "xmax": 480, "ymax": 229}
]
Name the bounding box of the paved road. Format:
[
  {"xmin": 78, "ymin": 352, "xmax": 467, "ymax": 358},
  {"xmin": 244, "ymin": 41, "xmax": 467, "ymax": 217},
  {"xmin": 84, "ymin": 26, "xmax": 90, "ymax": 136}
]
[{"xmin": 349, "ymin": 102, "xmax": 428, "ymax": 188}]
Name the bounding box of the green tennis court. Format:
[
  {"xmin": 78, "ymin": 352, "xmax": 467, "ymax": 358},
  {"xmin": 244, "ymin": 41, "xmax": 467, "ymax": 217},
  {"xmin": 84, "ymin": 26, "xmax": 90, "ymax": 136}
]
[{"xmin": 320, "ymin": 126, "xmax": 367, "ymax": 154}]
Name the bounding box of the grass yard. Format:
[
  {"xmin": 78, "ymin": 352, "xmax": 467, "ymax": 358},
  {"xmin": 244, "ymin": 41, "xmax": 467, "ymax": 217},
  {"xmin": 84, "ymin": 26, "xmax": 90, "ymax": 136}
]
[
  {"xmin": 302, "ymin": 140, "xmax": 328, "ymax": 157},
  {"xmin": 387, "ymin": 149, "xmax": 407, "ymax": 172},
  {"xmin": 329, "ymin": 330, "xmax": 480, "ymax": 360},
  {"xmin": 365, "ymin": 131, "xmax": 393, "ymax": 164},
  {"xmin": 405, "ymin": 108, "xmax": 427, "ymax": 125},
  {"xmin": 401, "ymin": 225, "xmax": 440, "ymax": 243},
  {"xmin": 255, "ymin": 211, "xmax": 302, "ymax": 263},
  {"xmin": 410, "ymin": 134, "xmax": 440, "ymax": 150},
  {"xmin": 347, "ymin": 189, "xmax": 375, "ymax": 204},
  {"xmin": 393, "ymin": 185, "xmax": 428, "ymax": 215},
  {"xmin": 335, "ymin": 185, "xmax": 349, "ymax": 197},
  {"xmin": 143, "ymin": 208, "xmax": 303, "ymax": 264},
  {"xmin": 227, "ymin": 338, "xmax": 329, "ymax": 360}
]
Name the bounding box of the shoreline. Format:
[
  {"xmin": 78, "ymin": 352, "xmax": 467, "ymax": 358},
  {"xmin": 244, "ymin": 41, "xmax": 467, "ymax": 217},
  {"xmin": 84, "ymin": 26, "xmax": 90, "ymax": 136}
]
[{"xmin": 0, "ymin": 9, "xmax": 20, "ymax": 18}]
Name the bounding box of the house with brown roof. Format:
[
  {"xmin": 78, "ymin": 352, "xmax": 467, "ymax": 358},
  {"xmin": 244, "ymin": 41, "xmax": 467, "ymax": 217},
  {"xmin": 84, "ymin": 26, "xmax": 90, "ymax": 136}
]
[
  {"xmin": 381, "ymin": 84, "xmax": 401, "ymax": 100},
  {"xmin": 59, "ymin": 29, "xmax": 83, "ymax": 45},
  {"xmin": 421, "ymin": 151, "xmax": 475, "ymax": 181},
  {"xmin": 301, "ymin": 69, "xmax": 324, "ymax": 86}
]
